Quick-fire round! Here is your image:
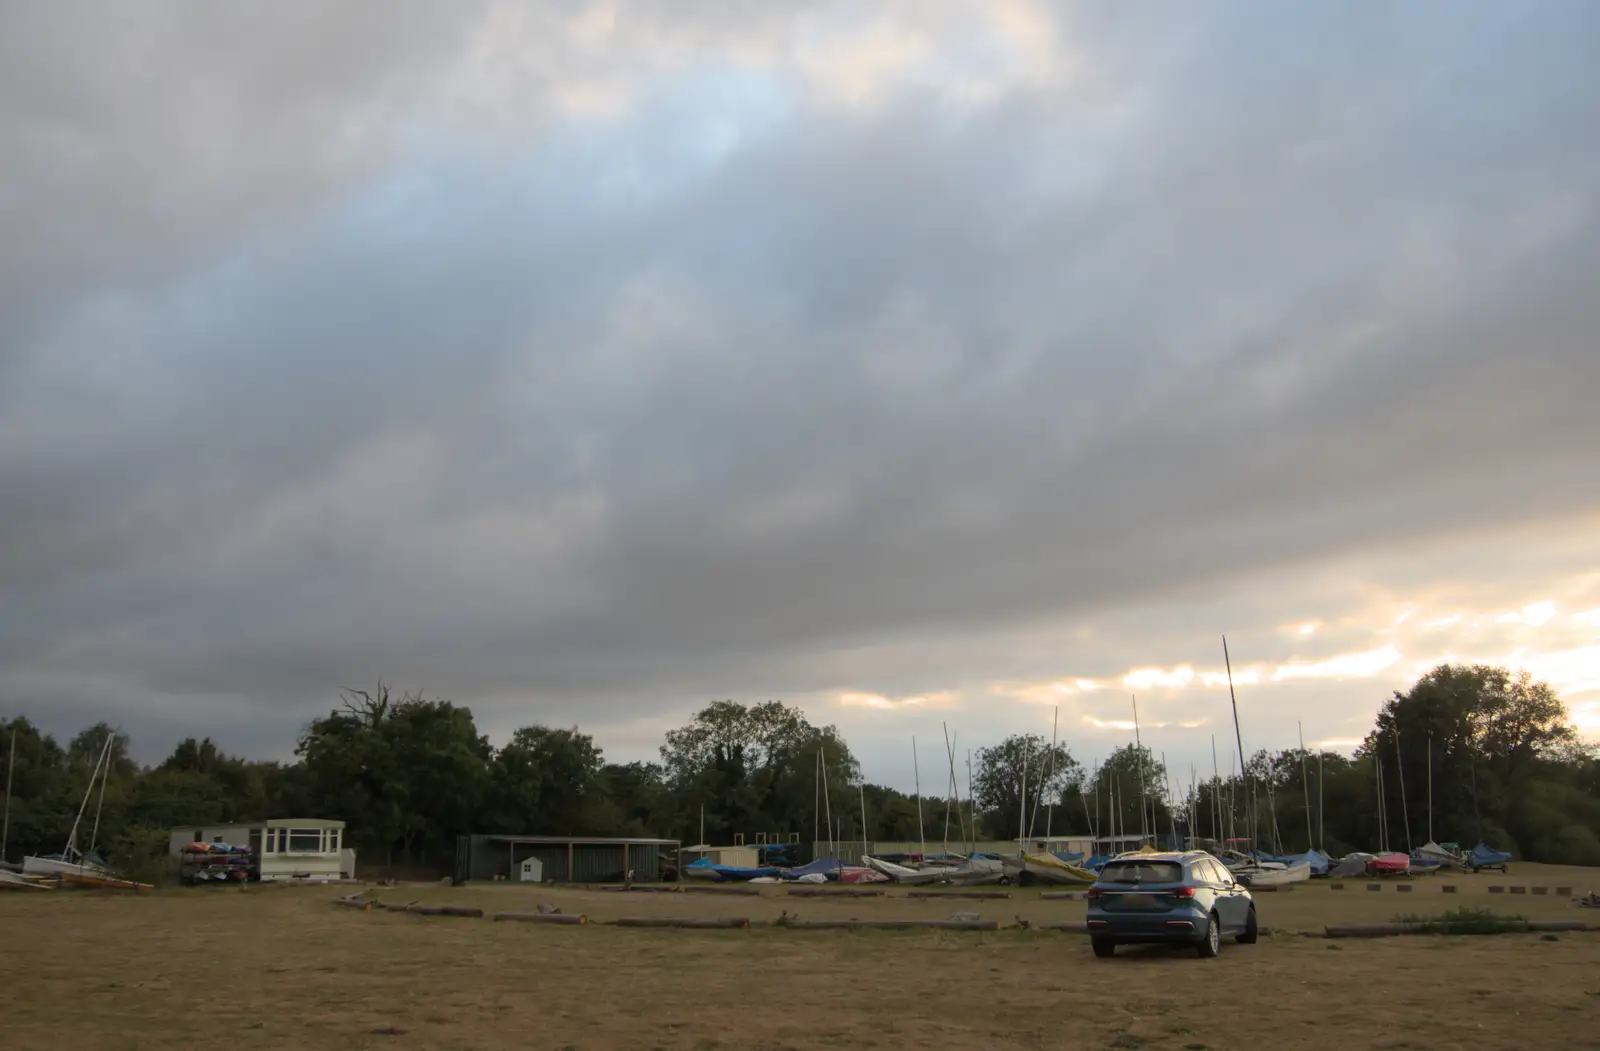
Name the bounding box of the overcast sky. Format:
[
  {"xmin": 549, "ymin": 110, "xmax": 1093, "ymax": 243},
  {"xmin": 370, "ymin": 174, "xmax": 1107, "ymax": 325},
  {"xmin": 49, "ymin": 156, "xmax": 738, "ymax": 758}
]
[{"xmin": 3, "ymin": 1, "xmax": 1597, "ymax": 789}]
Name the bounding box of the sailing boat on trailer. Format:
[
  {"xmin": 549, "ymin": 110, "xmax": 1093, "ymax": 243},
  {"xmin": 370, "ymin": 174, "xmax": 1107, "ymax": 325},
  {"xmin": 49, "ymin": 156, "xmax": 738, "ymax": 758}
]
[{"xmin": 22, "ymin": 734, "xmax": 150, "ymax": 890}]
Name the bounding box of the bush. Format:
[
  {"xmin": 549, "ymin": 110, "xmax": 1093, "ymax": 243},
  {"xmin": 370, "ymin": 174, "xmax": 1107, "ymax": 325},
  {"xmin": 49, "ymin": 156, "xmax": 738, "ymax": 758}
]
[{"xmin": 1394, "ymin": 907, "xmax": 1526, "ymax": 935}]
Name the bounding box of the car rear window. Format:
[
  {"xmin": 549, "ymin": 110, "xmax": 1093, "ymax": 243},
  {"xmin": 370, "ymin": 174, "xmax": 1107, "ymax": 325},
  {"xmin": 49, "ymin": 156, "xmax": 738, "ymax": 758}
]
[{"xmin": 1099, "ymin": 860, "xmax": 1184, "ymax": 883}]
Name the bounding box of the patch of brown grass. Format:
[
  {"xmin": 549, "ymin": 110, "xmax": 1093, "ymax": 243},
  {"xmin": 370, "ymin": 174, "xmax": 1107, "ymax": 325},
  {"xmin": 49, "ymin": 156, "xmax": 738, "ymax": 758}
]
[{"xmin": 0, "ymin": 862, "xmax": 1593, "ymax": 1051}]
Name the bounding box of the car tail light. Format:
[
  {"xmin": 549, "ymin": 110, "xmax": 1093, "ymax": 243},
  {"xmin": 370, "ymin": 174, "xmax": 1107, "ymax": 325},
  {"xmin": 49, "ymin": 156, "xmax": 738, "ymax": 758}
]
[{"xmin": 1169, "ymin": 886, "xmax": 1195, "ymax": 900}]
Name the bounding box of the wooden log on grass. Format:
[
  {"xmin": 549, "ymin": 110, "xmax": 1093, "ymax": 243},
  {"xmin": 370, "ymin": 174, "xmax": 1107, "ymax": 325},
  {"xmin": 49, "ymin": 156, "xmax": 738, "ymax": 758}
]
[
  {"xmin": 681, "ymin": 885, "xmax": 761, "ymax": 896},
  {"xmin": 614, "ymin": 916, "xmax": 751, "ymax": 929},
  {"xmin": 1525, "ymin": 920, "xmax": 1589, "ymax": 932},
  {"xmin": 1041, "ymin": 922, "xmax": 1089, "ymax": 933},
  {"xmin": 1325, "ymin": 923, "xmax": 1419, "ymax": 938},
  {"xmin": 787, "ymin": 887, "xmax": 885, "ymax": 898},
  {"xmin": 602, "ymin": 884, "xmax": 680, "ymax": 893},
  {"xmin": 1040, "ymin": 892, "xmax": 1078, "ymax": 900},
  {"xmin": 411, "ymin": 905, "xmax": 484, "ymax": 918},
  {"xmin": 779, "ymin": 918, "xmax": 999, "ymax": 931},
  {"xmin": 493, "ymin": 912, "xmax": 587, "ymax": 924},
  {"xmin": 906, "ymin": 890, "xmax": 1010, "ymax": 900},
  {"xmin": 332, "ymin": 896, "xmax": 372, "ymax": 910}
]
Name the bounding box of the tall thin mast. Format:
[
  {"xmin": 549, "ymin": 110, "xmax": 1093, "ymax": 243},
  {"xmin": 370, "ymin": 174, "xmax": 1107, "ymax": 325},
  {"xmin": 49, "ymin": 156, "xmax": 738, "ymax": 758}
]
[
  {"xmin": 1039, "ymin": 706, "xmax": 1060, "ymax": 841},
  {"xmin": 859, "ymin": 781, "xmax": 869, "ymax": 858},
  {"xmin": 1222, "ymin": 635, "xmax": 1253, "ymax": 850},
  {"xmin": 1080, "ymin": 759, "xmax": 1096, "ymax": 842},
  {"xmin": 814, "ymin": 749, "xmax": 821, "ymax": 853},
  {"xmin": 912, "ymin": 737, "xmax": 926, "ymax": 857},
  {"xmin": 1426, "ymin": 732, "xmax": 1433, "ymax": 845},
  {"xmin": 1, "ymin": 722, "xmax": 15, "ymax": 864},
  {"xmin": 1298, "ymin": 722, "xmax": 1313, "ymax": 852},
  {"xmin": 820, "ymin": 744, "xmax": 833, "ymax": 857},
  {"xmin": 1016, "ymin": 745, "xmax": 1029, "ymax": 853},
  {"xmin": 1375, "ymin": 751, "xmax": 1386, "ymax": 853},
  {"xmin": 940, "ymin": 723, "xmax": 955, "ymax": 850},
  {"xmin": 1318, "ymin": 750, "xmax": 1326, "ymax": 853},
  {"xmin": 1393, "ymin": 727, "xmax": 1412, "ymax": 854},
  {"xmin": 960, "ymin": 745, "xmax": 972, "ymax": 851},
  {"xmin": 1, "ymin": 723, "xmax": 15, "ymax": 863},
  {"xmin": 1131, "ymin": 694, "xmax": 1148, "ymax": 843}
]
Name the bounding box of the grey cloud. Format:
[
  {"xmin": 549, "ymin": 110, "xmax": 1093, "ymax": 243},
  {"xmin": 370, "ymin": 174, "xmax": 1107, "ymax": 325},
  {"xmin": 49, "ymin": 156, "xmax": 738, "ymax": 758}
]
[{"xmin": 3, "ymin": 2, "xmax": 1599, "ymax": 763}]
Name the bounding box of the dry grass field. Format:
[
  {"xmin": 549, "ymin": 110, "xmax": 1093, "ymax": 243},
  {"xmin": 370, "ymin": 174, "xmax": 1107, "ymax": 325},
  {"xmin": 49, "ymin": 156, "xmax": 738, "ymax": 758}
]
[{"xmin": 2, "ymin": 863, "xmax": 1598, "ymax": 1051}]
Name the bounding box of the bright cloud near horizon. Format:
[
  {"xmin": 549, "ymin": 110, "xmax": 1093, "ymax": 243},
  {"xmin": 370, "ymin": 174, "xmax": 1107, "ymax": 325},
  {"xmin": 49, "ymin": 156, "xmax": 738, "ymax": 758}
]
[{"xmin": 2, "ymin": 2, "xmax": 1598, "ymax": 793}]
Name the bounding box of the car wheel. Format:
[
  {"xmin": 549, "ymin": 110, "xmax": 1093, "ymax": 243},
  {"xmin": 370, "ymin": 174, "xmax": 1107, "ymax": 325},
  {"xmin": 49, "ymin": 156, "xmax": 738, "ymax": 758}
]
[
  {"xmin": 1195, "ymin": 912, "xmax": 1221, "ymax": 958},
  {"xmin": 1091, "ymin": 937, "xmax": 1117, "ymax": 958},
  {"xmin": 1236, "ymin": 907, "xmax": 1258, "ymax": 945}
]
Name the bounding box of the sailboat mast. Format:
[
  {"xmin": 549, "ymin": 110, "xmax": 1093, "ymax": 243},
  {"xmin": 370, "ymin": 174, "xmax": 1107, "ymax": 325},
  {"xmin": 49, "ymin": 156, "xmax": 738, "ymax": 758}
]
[
  {"xmin": 966, "ymin": 750, "xmax": 976, "ymax": 855},
  {"xmin": 1210, "ymin": 735, "xmax": 1221, "ymax": 844},
  {"xmin": 1017, "ymin": 744, "xmax": 1029, "ymax": 853},
  {"xmin": 940, "ymin": 723, "xmax": 954, "ymax": 851},
  {"xmin": 1131, "ymin": 694, "xmax": 1148, "ymax": 843},
  {"xmin": 63, "ymin": 733, "xmax": 112, "ymax": 859},
  {"xmin": 814, "ymin": 750, "xmax": 821, "ymax": 854},
  {"xmin": 1375, "ymin": 752, "xmax": 1386, "ymax": 853},
  {"xmin": 913, "ymin": 737, "xmax": 926, "ymax": 857},
  {"xmin": 1080, "ymin": 759, "xmax": 1097, "ymax": 843},
  {"xmin": 1298, "ymin": 722, "xmax": 1313, "ymax": 852},
  {"xmin": 820, "ymin": 744, "xmax": 833, "ymax": 857},
  {"xmin": 1041, "ymin": 706, "xmax": 1060, "ymax": 841},
  {"xmin": 1222, "ymin": 635, "xmax": 1253, "ymax": 851},
  {"xmin": 1426, "ymin": 732, "xmax": 1433, "ymax": 846},
  {"xmin": 859, "ymin": 781, "xmax": 869, "ymax": 858},
  {"xmin": 1318, "ymin": 751, "xmax": 1326, "ymax": 853},
  {"xmin": 2, "ymin": 722, "xmax": 15, "ymax": 864},
  {"xmin": 1393, "ymin": 726, "xmax": 1412, "ymax": 853}
]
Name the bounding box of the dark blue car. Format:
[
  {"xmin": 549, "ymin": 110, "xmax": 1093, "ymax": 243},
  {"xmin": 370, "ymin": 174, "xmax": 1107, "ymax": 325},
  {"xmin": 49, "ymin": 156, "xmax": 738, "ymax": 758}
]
[{"xmin": 1085, "ymin": 850, "xmax": 1257, "ymax": 958}]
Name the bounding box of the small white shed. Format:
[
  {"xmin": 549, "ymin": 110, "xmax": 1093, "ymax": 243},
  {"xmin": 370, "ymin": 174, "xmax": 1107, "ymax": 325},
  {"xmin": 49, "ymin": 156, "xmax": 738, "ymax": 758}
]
[{"xmin": 518, "ymin": 856, "xmax": 544, "ymax": 883}]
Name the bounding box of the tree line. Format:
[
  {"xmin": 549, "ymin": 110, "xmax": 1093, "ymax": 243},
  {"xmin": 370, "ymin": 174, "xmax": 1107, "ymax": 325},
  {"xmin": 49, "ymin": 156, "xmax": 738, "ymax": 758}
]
[{"xmin": 2, "ymin": 664, "xmax": 1596, "ymax": 880}]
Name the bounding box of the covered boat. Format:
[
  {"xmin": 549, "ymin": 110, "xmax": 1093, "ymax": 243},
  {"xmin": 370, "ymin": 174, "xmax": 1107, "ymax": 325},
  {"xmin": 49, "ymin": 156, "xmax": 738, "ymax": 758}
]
[
  {"xmin": 784, "ymin": 856, "xmax": 844, "ymax": 880},
  {"xmin": 1244, "ymin": 860, "xmax": 1311, "ymax": 887},
  {"xmin": 1367, "ymin": 852, "xmax": 1410, "ymax": 876},
  {"xmin": 862, "ymin": 855, "xmax": 947, "ymax": 884},
  {"xmin": 681, "ymin": 857, "xmax": 780, "ymax": 881},
  {"xmin": 1468, "ymin": 842, "xmax": 1513, "ymax": 871},
  {"xmin": 1000, "ymin": 853, "xmax": 1096, "ymax": 885},
  {"xmin": 1414, "ymin": 841, "xmax": 1468, "ymax": 869},
  {"xmin": 1284, "ymin": 849, "xmax": 1331, "ymax": 877},
  {"xmin": 837, "ymin": 866, "xmax": 891, "ymax": 884},
  {"xmin": 1327, "ymin": 852, "xmax": 1374, "ymax": 878}
]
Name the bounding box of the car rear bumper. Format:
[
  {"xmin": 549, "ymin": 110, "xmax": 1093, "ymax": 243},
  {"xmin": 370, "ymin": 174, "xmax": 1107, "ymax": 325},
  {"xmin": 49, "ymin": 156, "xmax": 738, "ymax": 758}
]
[{"xmin": 1086, "ymin": 912, "xmax": 1208, "ymax": 942}]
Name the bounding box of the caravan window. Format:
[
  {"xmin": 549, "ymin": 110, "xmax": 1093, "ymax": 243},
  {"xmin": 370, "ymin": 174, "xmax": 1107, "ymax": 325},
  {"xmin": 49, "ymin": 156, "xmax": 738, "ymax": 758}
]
[{"xmin": 288, "ymin": 829, "xmax": 325, "ymax": 853}]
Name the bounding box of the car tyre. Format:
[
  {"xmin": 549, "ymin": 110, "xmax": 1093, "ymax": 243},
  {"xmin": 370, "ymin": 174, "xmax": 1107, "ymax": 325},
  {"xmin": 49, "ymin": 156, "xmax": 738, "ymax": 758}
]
[
  {"xmin": 1091, "ymin": 937, "xmax": 1117, "ymax": 958},
  {"xmin": 1195, "ymin": 912, "xmax": 1221, "ymax": 958},
  {"xmin": 1236, "ymin": 906, "xmax": 1258, "ymax": 945}
]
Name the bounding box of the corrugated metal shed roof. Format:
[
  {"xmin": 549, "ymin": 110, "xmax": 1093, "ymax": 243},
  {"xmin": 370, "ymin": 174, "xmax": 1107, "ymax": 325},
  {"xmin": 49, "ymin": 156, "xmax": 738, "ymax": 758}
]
[{"xmin": 471, "ymin": 835, "xmax": 679, "ymax": 846}]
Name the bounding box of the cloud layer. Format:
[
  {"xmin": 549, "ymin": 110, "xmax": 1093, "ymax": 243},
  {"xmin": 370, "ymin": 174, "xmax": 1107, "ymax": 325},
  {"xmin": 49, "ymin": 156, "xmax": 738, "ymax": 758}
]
[{"xmin": 2, "ymin": 2, "xmax": 1597, "ymax": 781}]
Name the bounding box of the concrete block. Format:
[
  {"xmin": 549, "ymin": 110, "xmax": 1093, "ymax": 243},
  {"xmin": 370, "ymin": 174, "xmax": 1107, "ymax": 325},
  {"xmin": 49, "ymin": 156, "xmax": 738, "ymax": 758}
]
[
  {"xmin": 1396, "ymin": 884, "xmax": 1413, "ymax": 893},
  {"xmin": 1509, "ymin": 886, "xmax": 1527, "ymax": 895},
  {"xmin": 1488, "ymin": 886, "xmax": 1505, "ymax": 893},
  {"xmin": 1330, "ymin": 883, "xmax": 1346, "ymax": 891},
  {"xmin": 1366, "ymin": 883, "xmax": 1382, "ymax": 892},
  {"xmin": 1556, "ymin": 886, "xmax": 1573, "ymax": 896},
  {"xmin": 1532, "ymin": 886, "xmax": 1548, "ymax": 896},
  {"xmin": 1442, "ymin": 885, "xmax": 1457, "ymax": 893}
]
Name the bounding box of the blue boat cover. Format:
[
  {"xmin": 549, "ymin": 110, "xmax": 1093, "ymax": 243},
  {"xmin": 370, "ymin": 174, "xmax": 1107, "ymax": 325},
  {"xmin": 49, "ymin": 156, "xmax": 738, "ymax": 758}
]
[
  {"xmin": 786, "ymin": 857, "xmax": 844, "ymax": 878},
  {"xmin": 1083, "ymin": 854, "xmax": 1112, "ymax": 871},
  {"xmin": 1470, "ymin": 842, "xmax": 1513, "ymax": 865},
  {"xmin": 1286, "ymin": 850, "xmax": 1331, "ymax": 876},
  {"xmin": 1050, "ymin": 851, "xmax": 1086, "ymax": 865},
  {"xmin": 684, "ymin": 857, "xmax": 782, "ymax": 880}
]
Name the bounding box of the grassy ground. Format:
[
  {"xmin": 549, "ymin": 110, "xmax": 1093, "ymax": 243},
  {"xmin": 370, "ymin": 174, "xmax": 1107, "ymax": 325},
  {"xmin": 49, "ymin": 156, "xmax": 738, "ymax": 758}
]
[{"xmin": 1, "ymin": 863, "xmax": 1596, "ymax": 1051}]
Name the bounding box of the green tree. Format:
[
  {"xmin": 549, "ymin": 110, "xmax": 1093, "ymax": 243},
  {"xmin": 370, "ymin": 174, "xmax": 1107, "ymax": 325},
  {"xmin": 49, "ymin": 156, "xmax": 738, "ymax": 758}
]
[{"xmin": 971, "ymin": 734, "xmax": 1083, "ymax": 840}]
